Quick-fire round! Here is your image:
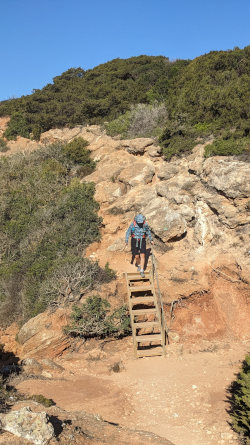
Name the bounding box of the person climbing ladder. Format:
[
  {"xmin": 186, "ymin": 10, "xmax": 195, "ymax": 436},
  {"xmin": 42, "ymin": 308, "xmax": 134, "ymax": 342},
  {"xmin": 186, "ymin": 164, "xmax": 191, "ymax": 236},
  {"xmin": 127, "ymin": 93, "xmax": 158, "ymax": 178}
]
[{"xmin": 125, "ymin": 213, "xmax": 153, "ymax": 278}]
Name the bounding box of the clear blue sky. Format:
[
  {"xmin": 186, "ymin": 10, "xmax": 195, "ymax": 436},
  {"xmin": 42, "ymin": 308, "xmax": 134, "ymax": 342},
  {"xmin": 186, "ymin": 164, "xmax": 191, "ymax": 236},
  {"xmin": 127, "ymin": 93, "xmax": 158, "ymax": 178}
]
[{"xmin": 0, "ymin": 0, "xmax": 249, "ymax": 101}]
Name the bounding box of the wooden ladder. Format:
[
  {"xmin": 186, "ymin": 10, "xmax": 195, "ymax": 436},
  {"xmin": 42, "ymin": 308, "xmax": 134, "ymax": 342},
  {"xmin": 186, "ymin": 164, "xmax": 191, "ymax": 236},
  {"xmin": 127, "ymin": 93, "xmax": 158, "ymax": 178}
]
[{"xmin": 125, "ymin": 268, "xmax": 167, "ymax": 358}]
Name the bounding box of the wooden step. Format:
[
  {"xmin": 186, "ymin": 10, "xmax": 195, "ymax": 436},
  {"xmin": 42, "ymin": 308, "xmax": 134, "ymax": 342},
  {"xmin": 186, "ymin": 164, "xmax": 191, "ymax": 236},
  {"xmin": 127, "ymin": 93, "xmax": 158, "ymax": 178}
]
[
  {"xmin": 127, "ymin": 275, "xmax": 151, "ymax": 281},
  {"xmin": 132, "ymin": 308, "xmax": 157, "ymax": 315},
  {"xmin": 126, "ymin": 271, "xmax": 150, "ymax": 276},
  {"xmin": 136, "ymin": 334, "xmax": 162, "ymax": 343},
  {"xmin": 137, "ymin": 347, "xmax": 163, "ymax": 357},
  {"xmin": 131, "ymin": 296, "xmax": 155, "ymax": 305},
  {"xmin": 129, "ymin": 285, "xmax": 152, "ymax": 292},
  {"xmin": 134, "ymin": 321, "xmax": 159, "ymax": 328}
]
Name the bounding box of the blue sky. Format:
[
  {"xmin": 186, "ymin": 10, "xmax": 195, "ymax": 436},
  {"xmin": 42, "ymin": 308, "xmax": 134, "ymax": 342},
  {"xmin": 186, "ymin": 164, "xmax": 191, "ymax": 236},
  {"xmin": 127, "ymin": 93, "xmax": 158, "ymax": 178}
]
[{"xmin": 0, "ymin": 0, "xmax": 249, "ymax": 101}]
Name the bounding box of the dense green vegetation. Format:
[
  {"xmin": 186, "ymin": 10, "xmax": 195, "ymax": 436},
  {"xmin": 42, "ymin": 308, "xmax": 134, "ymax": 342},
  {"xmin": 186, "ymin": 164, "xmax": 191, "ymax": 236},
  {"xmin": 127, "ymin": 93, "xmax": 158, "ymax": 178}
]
[
  {"xmin": 0, "ymin": 47, "xmax": 249, "ymax": 158},
  {"xmin": 0, "ymin": 138, "xmax": 113, "ymax": 324},
  {"xmin": 228, "ymin": 355, "xmax": 250, "ymax": 444},
  {"xmin": 65, "ymin": 295, "xmax": 131, "ymax": 339},
  {"xmin": 159, "ymin": 46, "xmax": 250, "ymax": 158},
  {"xmin": 0, "ymin": 56, "xmax": 185, "ymax": 139}
]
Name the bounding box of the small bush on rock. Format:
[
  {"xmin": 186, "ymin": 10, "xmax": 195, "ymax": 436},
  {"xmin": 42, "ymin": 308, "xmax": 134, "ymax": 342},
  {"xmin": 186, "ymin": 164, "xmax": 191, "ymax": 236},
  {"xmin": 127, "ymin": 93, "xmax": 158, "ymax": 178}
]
[
  {"xmin": 63, "ymin": 137, "xmax": 95, "ymax": 167},
  {"xmin": 65, "ymin": 295, "xmax": 131, "ymax": 339},
  {"xmin": 28, "ymin": 394, "xmax": 54, "ymax": 407}
]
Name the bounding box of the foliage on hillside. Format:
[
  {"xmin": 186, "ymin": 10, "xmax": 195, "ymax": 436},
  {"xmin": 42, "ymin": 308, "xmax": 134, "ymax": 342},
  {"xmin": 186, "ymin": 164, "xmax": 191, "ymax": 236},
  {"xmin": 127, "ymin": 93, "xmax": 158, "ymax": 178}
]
[
  {"xmin": 0, "ymin": 56, "xmax": 185, "ymax": 139},
  {"xmin": 0, "ymin": 47, "xmax": 249, "ymax": 158},
  {"xmin": 0, "ymin": 138, "xmax": 112, "ymax": 324},
  {"xmin": 159, "ymin": 46, "xmax": 250, "ymax": 159},
  {"xmin": 228, "ymin": 355, "xmax": 250, "ymax": 444}
]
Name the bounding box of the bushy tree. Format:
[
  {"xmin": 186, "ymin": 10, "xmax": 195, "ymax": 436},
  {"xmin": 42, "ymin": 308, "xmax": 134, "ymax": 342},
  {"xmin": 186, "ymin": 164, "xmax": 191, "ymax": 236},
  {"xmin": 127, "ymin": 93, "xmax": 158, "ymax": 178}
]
[
  {"xmin": 228, "ymin": 355, "xmax": 250, "ymax": 444},
  {"xmin": 65, "ymin": 295, "xmax": 131, "ymax": 339}
]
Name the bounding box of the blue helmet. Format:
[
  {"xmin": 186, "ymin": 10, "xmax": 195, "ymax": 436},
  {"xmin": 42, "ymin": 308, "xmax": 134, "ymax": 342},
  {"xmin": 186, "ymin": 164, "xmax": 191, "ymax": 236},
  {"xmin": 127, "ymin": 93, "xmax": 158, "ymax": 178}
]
[{"xmin": 135, "ymin": 213, "xmax": 145, "ymax": 224}]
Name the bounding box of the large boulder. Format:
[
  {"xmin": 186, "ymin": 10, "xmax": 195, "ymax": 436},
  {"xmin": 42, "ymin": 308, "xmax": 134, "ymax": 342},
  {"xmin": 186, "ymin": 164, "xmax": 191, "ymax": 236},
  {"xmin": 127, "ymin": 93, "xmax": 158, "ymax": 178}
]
[
  {"xmin": 142, "ymin": 197, "xmax": 187, "ymax": 242},
  {"xmin": 82, "ymin": 151, "xmax": 133, "ymax": 184},
  {"xmin": 118, "ymin": 161, "xmax": 155, "ymax": 187},
  {"xmin": 95, "ymin": 180, "xmax": 126, "ymax": 204},
  {"xmin": 201, "ymin": 158, "xmax": 250, "ymax": 198},
  {"xmin": 17, "ymin": 308, "xmax": 71, "ymax": 359},
  {"xmin": 157, "ymin": 164, "xmax": 179, "ymax": 180},
  {"xmin": 108, "ymin": 184, "xmax": 157, "ymax": 214},
  {"xmin": 0, "ymin": 407, "xmax": 54, "ymax": 445}
]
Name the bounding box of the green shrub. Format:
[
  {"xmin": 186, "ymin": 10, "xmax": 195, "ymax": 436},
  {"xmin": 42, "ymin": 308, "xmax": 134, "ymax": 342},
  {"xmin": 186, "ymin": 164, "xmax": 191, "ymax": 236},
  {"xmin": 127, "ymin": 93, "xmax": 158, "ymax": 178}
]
[
  {"xmin": 228, "ymin": 355, "xmax": 250, "ymax": 444},
  {"xmin": 105, "ymin": 111, "xmax": 131, "ymax": 138},
  {"xmin": 204, "ymin": 137, "xmax": 250, "ymax": 157},
  {"xmin": 4, "ymin": 112, "xmax": 31, "ymax": 140},
  {"xmin": 0, "ymin": 138, "xmax": 9, "ymax": 152},
  {"xmin": 63, "ymin": 137, "xmax": 94, "ymax": 167},
  {"xmin": 162, "ymin": 136, "xmax": 197, "ymax": 160},
  {"xmin": 193, "ymin": 122, "xmax": 213, "ymax": 135},
  {"xmin": 65, "ymin": 295, "xmax": 131, "ymax": 339}
]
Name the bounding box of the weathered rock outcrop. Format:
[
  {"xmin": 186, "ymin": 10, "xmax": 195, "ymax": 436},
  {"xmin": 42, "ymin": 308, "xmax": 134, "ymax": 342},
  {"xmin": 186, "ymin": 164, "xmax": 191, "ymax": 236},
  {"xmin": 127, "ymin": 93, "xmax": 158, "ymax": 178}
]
[{"xmin": 0, "ymin": 407, "xmax": 54, "ymax": 444}]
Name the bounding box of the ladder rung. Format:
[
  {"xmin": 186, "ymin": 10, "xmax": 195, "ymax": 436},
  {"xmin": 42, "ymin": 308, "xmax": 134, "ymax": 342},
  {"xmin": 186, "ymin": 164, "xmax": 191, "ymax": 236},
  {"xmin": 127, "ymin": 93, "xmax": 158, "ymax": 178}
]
[
  {"xmin": 131, "ymin": 297, "xmax": 155, "ymax": 305},
  {"xmin": 134, "ymin": 321, "xmax": 160, "ymax": 328},
  {"xmin": 128, "ymin": 275, "xmax": 151, "ymax": 281},
  {"xmin": 132, "ymin": 308, "xmax": 157, "ymax": 315},
  {"xmin": 126, "ymin": 272, "xmax": 150, "ymax": 276},
  {"xmin": 129, "ymin": 285, "xmax": 152, "ymax": 292},
  {"xmin": 137, "ymin": 347, "xmax": 163, "ymax": 357},
  {"xmin": 136, "ymin": 334, "xmax": 162, "ymax": 342}
]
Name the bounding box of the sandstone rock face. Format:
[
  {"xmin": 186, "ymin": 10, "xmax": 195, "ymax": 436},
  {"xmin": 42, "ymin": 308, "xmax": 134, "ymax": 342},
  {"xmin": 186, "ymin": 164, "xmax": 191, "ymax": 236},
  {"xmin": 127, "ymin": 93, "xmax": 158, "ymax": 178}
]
[
  {"xmin": 118, "ymin": 161, "xmax": 155, "ymax": 187},
  {"xmin": 95, "ymin": 181, "xmax": 125, "ymax": 204},
  {"xmin": 17, "ymin": 309, "xmax": 71, "ymax": 359},
  {"xmin": 0, "ymin": 407, "xmax": 54, "ymax": 444},
  {"xmin": 201, "ymin": 157, "xmax": 250, "ymax": 198}
]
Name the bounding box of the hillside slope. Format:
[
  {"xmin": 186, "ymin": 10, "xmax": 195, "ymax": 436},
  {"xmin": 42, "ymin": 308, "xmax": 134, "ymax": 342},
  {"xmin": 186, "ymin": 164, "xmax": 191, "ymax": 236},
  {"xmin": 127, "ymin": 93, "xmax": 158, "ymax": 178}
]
[{"xmin": 2, "ymin": 124, "xmax": 248, "ymax": 345}]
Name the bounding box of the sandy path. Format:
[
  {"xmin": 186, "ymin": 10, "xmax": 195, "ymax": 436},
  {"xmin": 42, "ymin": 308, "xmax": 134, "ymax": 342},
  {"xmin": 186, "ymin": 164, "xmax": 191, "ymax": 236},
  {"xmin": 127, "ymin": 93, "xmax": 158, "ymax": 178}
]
[{"xmin": 17, "ymin": 340, "xmax": 248, "ymax": 445}]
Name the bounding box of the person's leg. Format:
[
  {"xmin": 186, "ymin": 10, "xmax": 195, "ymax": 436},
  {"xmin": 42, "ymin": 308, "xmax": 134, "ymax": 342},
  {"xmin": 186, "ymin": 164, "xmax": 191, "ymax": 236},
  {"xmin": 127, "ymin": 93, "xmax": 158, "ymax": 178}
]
[
  {"xmin": 135, "ymin": 254, "xmax": 141, "ymax": 266},
  {"xmin": 140, "ymin": 253, "xmax": 145, "ymax": 270},
  {"xmin": 139, "ymin": 240, "xmax": 147, "ymax": 277}
]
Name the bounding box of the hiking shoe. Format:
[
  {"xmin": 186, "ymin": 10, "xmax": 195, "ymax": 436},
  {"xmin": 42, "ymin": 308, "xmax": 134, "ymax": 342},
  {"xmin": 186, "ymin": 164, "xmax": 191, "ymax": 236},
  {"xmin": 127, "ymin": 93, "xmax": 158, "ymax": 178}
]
[
  {"xmin": 136, "ymin": 264, "xmax": 141, "ymax": 272},
  {"xmin": 140, "ymin": 269, "xmax": 145, "ymax": 278}
]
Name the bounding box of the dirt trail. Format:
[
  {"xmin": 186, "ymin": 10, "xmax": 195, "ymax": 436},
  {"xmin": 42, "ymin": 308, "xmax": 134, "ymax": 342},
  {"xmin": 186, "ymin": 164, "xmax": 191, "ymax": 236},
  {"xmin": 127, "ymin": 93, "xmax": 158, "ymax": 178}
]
[{"xmin": 17, "ymin": 340, "xmax": 248, "ymax": 445}]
